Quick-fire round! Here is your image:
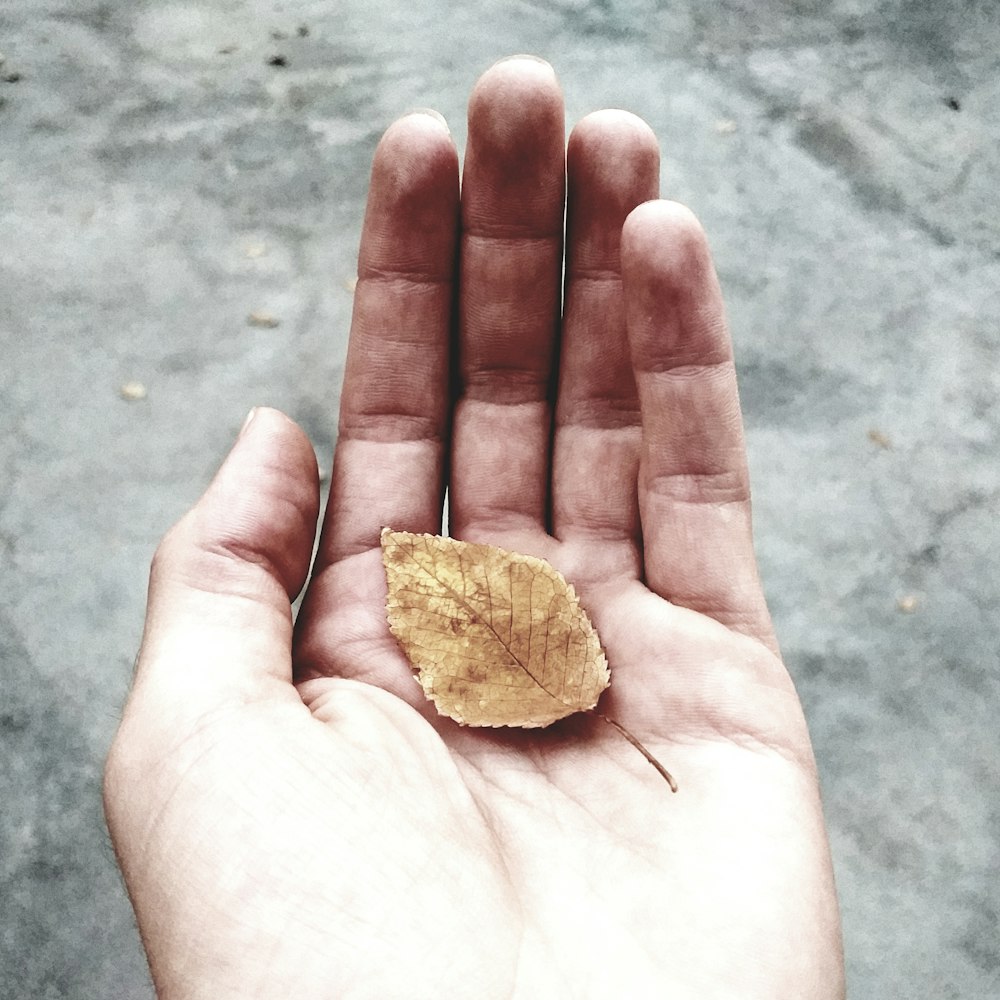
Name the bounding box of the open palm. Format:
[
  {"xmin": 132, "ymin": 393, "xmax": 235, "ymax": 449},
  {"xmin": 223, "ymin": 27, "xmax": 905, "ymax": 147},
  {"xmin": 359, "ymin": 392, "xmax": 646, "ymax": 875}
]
[{"xmin": 104, "ymin": 59, "xmax": 843, "ymax": 999}]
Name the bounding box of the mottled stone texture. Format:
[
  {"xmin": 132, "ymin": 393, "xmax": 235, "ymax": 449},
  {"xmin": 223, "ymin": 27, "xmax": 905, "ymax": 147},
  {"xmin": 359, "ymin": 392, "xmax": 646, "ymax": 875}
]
[{"xmin": 1, "ymin": 1, "xmax": 997, "ymax": 997}]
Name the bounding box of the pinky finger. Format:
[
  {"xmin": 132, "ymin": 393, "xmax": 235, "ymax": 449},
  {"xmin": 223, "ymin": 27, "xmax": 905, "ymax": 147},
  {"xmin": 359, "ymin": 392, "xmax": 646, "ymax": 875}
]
[{"xmin": 622, "ymin": 200, "xmax": 776, "ymax": 648}]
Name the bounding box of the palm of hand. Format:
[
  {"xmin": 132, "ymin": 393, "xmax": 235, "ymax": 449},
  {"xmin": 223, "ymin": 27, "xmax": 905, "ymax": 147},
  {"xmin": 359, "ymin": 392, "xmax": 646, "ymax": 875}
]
[
  {"xmin": 105, "ymin": 59, "xmax": 843, "ymax": 1000},
  {"xmin": 279, "ymin": 538, "xmax": 830, "ymax": 998}
]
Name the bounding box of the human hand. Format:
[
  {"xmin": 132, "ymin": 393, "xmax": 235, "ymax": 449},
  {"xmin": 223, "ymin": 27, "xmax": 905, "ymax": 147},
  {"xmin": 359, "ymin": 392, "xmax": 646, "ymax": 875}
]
[{"xmin": 104, "ymin": 58, "xmax": 844, "ymax": 999}]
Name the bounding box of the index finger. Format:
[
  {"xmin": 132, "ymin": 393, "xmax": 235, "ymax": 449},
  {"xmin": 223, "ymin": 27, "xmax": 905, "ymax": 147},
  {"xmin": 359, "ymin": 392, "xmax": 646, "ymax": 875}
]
[{"xmin": 315, "ymin": 111, "xmax": 460, "ymax": 568}]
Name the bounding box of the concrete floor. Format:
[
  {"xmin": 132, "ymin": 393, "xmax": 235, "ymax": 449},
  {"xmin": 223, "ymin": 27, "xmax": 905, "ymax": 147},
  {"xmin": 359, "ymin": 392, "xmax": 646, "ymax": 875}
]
[{"xmin": 2, "ymin": 1, "xmax": 998, "ymax": 996}]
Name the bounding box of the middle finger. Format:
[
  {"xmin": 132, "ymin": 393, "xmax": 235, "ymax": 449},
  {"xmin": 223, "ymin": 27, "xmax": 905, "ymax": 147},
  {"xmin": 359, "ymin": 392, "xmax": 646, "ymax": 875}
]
[{"xmin": 449, "ymin": 57, "xmax": 566, "ymax": 543}]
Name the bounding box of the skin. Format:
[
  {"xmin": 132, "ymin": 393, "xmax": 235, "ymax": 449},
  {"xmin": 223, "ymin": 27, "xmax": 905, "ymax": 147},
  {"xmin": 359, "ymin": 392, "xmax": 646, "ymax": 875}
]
[{"xmin": 104, "ymin": 58, "xmax": 845, "ymax": 1000}]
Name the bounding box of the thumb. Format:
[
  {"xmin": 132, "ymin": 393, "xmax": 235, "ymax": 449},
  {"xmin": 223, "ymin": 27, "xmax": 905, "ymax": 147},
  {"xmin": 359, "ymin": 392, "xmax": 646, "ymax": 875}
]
[{"xmin": 132, "ymin": 407, "xmax": 320, "ymax": 712}]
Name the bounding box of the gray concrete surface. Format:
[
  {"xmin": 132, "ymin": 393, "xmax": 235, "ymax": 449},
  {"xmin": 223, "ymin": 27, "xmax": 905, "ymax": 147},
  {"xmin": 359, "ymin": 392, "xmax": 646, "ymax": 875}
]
[{"xmin": 2, "ymin": 1, "xmax": 998, "ymax": 997}]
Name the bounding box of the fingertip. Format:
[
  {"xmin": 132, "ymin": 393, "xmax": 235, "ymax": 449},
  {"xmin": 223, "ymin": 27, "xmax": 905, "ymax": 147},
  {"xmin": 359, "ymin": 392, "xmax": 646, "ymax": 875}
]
[
  {"xmin": 398, "ymin": 106, "xmax": 450, "ymax": 132},
  {"xmin": 238, "ymin": 405, "xmax": 319, "ymax": 479},
  {"xmin": 360, "ymin": 111, "xmax": 460, "ymax": 279},
  {"xmin": 468, "ymin": 55, "xmax": 563, "ymax": 137},
  {"xmin": 566, "ymin": 113, "xmax": 661, "ymax": 264},
  {"xmin": 484, "ymin": 53, "xmax": 558, "ymax": 82},
  {"xmin": 384, "ymin": 108, "xmax": 454, "ymax": 144},
  {"xmin": 622, "ymin": 201, "xmax": 721, "ymax": 314},
  {"xmin": 568, "ymin": 111, "xmax": 660, "ymax": 195},
  {"xmin": 188, "ymin": 407, "xmax": 321, "ymax": 601},
  {"xmin": 623, "ymin": 200, "xmax": 709, "ymax": 262},
  {"xmin": 463, "ymin": 55, "xmax": 565, "ymax": 234},
  {"xmin": 375, "ymin": 111, "xmax": 459, "ymax": 177},
  {"xmin": 239, "ymin": 404, "xmax": 313, "ymax": 450},
  {"xmin": 624, "ymin": 198, "xmax": 703, "ymax": 234},
  {"xmin": 570, "ymin": 109, "xmax": 659, "ymax": 152}
]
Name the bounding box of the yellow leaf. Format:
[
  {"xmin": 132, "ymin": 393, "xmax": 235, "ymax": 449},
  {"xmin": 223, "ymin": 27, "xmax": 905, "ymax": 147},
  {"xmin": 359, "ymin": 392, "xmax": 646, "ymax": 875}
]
[
  {"xmin": 381, "ymin": 528, "xmax": 610, "ymax": 728},
  {"xmin": 381, "ymin": 529, "xmax": 678, "ymax": 791}
]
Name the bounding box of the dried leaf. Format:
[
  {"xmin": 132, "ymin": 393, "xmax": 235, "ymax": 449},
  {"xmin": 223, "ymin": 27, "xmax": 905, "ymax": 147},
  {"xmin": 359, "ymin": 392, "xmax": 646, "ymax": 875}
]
[
  {"xmin": 381, "ymin": 529, "xmax": 678, "ymax": 792},
  {"xmin": 381, "ymin": 529, "xmax": 609, "ymax": 728}
]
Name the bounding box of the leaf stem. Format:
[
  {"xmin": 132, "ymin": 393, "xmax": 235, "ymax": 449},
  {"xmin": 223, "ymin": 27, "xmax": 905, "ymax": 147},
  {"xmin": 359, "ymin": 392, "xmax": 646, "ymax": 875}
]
[{"xmin": 594, "ymin": 713, "xmax": 678, "ymax": 793}]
